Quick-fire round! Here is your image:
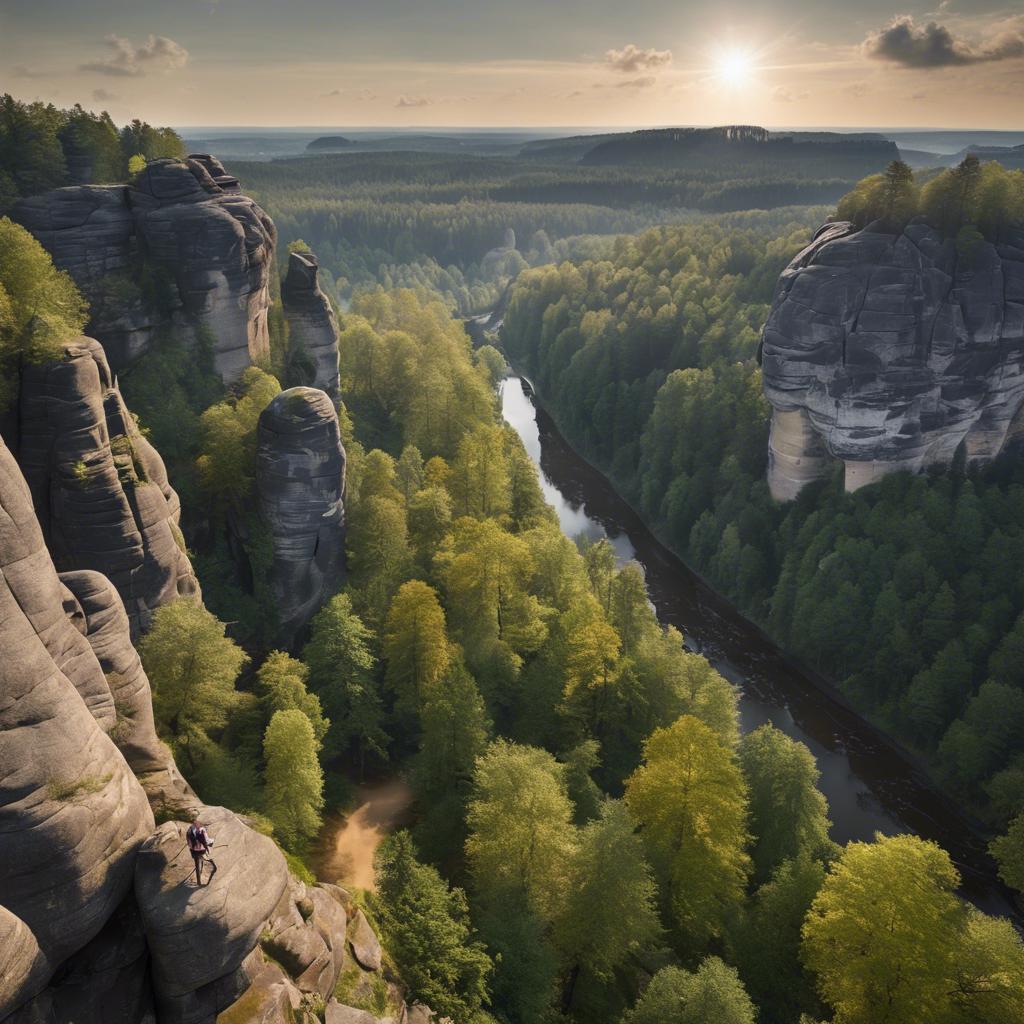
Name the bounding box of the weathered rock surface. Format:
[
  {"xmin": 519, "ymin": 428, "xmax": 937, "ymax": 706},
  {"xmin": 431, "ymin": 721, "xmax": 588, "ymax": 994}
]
[
  {"xmin": 0, "ymin": 435, "xmax": 154, "ymax": 1018},
  {"xmin": 326, "ymin": 1005, "xmax": 379, "ymax": 1024},
  {"xmin": 0, "ymin": 907, "xmax": 51, "ymax": 1018},
  {"xmin": 18, "ymin": 337, "xmax": 200, "ymax": 638},
  {"xmin": 130, "ymin": 157, "xmax": 276, "ymax": 381},
  {"xmin": 760, "ymin": 219, "xmax": 1024, "ymax": 496},
  {"xmin": 59, "ymin": 568, "xmax": 197, "ymax": 816},
  {"xmin": 7, "ymin": 897, "xmax": 155, "ymax": 1024},
  {"xmin": 134, "ymin": 807, "xmax": 290, "ymax": 1015},
  {"xmin": 349, "ymin": 909, "xmax": 383, "ymax": 972},
  {"xmin": 282, "ymin": 250, "xmax": 341, "ymax": 400},
  {"xmin": 13, "ymin": 156, "xmax": 276, "ymax": 381},
  {"xmin": 255, "ymin": 387, "xmax": 346, "ymax": 646}
]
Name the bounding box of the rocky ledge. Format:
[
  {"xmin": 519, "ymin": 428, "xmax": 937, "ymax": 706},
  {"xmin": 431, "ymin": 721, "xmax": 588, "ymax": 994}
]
[
  {"xmin": 255, "ymin": 387, "xmax": 346, "ymax": 647},
  {"xmin": 759, "ymin": 219, "xmax": 1024, "ymax": 498},
  {"xmin": 13, "ymin": 155, "xmax": 276, "ymax": 381}
]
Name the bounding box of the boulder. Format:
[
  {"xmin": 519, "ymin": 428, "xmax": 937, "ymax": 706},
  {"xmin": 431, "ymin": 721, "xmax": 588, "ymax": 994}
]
[
  {"xmin": 325, "ymin": 1004, "xmax": 380, "ymax": 1024},
  {"xmin": 0, "ymin": 436, "xmax": 154, "ymax": 1015},
  {"xmin": 282, "ymin": 250, "xmax": 341, "ymax": 400},
  {"xmin": 348, "ymin": 910, "xmax": 383, "ymax": 972},
  {"xmin": 18, "ymin": 337, "xmax": 200, "ymax": 638},
  {"xmin": 255, "ymin": 387, "xmax": 346, "ymax": 647},
  {"xmin": 214, "ymin": 960, "xmax": 300, "ymax": 1024},
  {"xmin": 133, "ymin": 807, "xmax": 290, "ymax": 1019},
  {"xmin": 260, "ymin": 881, "xmax": 335, "ymax": 998},
  {"xmin": 760, "ymin": 219, "xmax": 1024, "ymax": 495},
  {"xmin": 309, "ymin": 885, "xmax": 349, "ymax": 982}
]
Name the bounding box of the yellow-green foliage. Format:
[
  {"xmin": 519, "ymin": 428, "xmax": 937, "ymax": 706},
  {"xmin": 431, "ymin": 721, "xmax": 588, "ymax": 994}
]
[
  {"xmin": 837, "ymin": 158, "xmax": 1024, "ymax": 237},
  {"xmin": 0, "ymin": 217, "xmax": 88, "ymax": 408},
  {"xmin": 196, "ymin": 366, "xmax": 281, "ymax": 506}
]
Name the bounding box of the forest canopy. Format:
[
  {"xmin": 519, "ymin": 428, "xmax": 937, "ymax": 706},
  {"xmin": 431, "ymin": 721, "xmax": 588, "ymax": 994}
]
[
  {"xmin": 0, "ymin": 93, "xmax": 184, "ymax": 211},
  {"xmin": 836, "ymin": 157, "xmax": 1024, "ymax": 238}
]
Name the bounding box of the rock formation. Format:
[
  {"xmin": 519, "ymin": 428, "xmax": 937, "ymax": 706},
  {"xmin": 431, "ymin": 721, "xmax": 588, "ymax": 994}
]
[
  {"xmin": 282, "ymin": 250, "xmax": 341, "ymax": 401},
  {"xmin": 0, "ymin": 420, "xmax": 409, "ymax": 1022},
  {"xmin": 255, "ymin": 387, "xmax": 346, "ymax": 647},
  {"xmin": 759, "ymin": 219, "xmax": 1024, "ymax": 498},
  {"xmin": 0, "ymin": 434, "xmax": 154, "ymax": 1015},
  {"xmin": 17, "ymin": 337, "xmax": 200, "ymax": 638},
  {"xmin": 13, "ymin": 156, "xmax": 276, "ymax": 381}
]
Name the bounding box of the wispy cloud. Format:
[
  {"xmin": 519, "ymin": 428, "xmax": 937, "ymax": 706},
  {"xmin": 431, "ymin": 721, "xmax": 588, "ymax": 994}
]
[
  {"xmin": 604, "ymin": 44, "xmax": 673, "ymax": 74},
  {"xmin": 395, "ymin": 94, "xmax": 432, "ymax": 108},
  {"xmin": 80, "ymin": 34, "xmax": 189, "ymax": 77},
  {"xmin": 862, "ymin": 16, "xmax": 1024, "ymax": 68},
  {"xmin": 323, "ymin": 87, "xmax": 377, "ymax": 100},
  {"xmin": 772, "ymin": 85, "xmax": 809, "ymax": 102},
  {"xmin": 593, "ymin": 76, "xmax": 658, "ymax": 89},
  {"xmin": 92, "ymin": 88, "xmax": 118, "ymax": 103}
]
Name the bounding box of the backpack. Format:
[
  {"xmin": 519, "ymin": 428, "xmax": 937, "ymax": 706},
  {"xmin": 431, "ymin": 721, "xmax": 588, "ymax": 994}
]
[{"xmin": 187, "ymin": 825, "xmax": 205, "ymax": 852}]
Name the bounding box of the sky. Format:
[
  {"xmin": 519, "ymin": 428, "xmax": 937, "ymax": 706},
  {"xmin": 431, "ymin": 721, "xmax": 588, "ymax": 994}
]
[{"xmin": 1, "ymin": 0, "xmax": 1022, "ymax": 129}]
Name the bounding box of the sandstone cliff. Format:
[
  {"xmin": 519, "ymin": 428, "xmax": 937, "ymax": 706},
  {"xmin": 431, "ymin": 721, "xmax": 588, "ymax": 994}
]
[
  {"xmin": 17, "ymin": 337, "xmax": 200, "ymax": 639},
  {"xmin": 759, "ymin": 219, "xmax": 1024, "ymax": 499},
  {"xmin": 0, "ymin": 434, "xmax": 155, "ymax": 1014},
  {"xmin": 13, "ymin": 156, "xmax": 276, "ymax": 382},
  {"xmin": 282, "ymin": 250, "xmax": 341, "ymax": 401},
  {"xmin": 0, "ymin": 426, "xmax": 415, "ymax": 1024},
  {"xmin": 255, "ymin": 387, "xmax": 347, "ymax": 647}
]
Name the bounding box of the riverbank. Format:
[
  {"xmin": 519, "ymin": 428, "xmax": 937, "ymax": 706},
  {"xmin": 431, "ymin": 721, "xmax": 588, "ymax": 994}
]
[{"xmin": 500, "ymin": 373, "xmax": 1020, "ymax": 920}]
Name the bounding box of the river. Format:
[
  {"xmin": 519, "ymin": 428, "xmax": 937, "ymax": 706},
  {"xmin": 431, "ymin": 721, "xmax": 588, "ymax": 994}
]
[{"xmin": 500, "ymin": 375, "xmax": 1017, "ymax": 919}]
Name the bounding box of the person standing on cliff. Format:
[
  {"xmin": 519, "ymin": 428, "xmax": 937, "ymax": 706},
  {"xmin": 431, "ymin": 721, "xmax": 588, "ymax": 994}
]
[{"xmin": 186, "ymin": 816, "xmax": 217, "ymax": 886}]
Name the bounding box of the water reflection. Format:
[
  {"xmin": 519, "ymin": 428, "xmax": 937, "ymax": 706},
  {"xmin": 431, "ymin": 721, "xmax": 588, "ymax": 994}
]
[{"xmin": 500, "ymin": 376, "xmax": 1016, "ymax": 918}]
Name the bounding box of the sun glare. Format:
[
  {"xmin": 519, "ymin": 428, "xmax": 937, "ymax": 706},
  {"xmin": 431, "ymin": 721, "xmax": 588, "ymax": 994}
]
[{"xmin": 715, "ymin": 49, "xmax": 754, "ymax": 87}]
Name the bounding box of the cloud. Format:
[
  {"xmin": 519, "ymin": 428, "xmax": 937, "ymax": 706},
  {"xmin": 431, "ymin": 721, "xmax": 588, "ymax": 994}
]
[
  {"xmin": 604, "ymin": 43, "xmax": 673, "ymax": 73},
  {"xmin": 862, "ymin": 16, "xmax": 1024, "ymax": 68},
  {"xmin": 395, "ymin": 94, "xmax": 431, "ymax": 108},
  {"xmin": 771, "ymin": 85, "xmax": 808, "ymax": 102},
  {"xmin": 594, "ymin": 76, "xmax": 658, "ymax": 89},
  {"xmin": 80, "ymin": 34, "xmax": 189, "ymax": 77},
  {"xmin": 92, "ymin": 88, "xmax": 118, "ymax": 103},
  {"xmin": 12, "ymin": 65, "xmax": 48, "ymax": 79},
  {"xmin": 323, "ymin": 87, "xmax": 376, "ymax": 100}
]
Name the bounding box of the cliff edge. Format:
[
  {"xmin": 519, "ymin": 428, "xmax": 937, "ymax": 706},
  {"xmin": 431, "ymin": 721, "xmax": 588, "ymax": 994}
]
[{"xmin": 759, "ymin": 219, "xmax": 1024, "ymax": 499}]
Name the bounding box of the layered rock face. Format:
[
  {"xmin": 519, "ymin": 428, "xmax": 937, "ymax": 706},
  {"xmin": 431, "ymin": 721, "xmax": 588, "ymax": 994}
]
[
  {"xmin": 13, "ymin": 156, "xmax": 276, "ymax": 381},
  {"xmin": 0, "ymin": 436, "xmax": 154, "ymax": 1016},
  {"xmin": 282, "ymin": 250, "xmax": 341, "ymax": 401},
  {"xmin": 760, "ymin": 219, "xmax": 1024, "ymax": 498},
  {"xmin": 256, "ymin": 387, "xmax": 346, "ymax": 647},
  {"xmin": 18, "ymin": 337, "xmax": 200, "ymax": 638},
  {"xmin": 0, "ymin": 426, "xmax": 406, "ymax": 1023}
]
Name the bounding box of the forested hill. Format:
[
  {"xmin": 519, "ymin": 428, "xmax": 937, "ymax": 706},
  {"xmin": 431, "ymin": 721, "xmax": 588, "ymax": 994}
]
[
  {"xmin": 578, "ymin": 126, "xmax": 898, "ymax": 177},
  {"xmin": 500, "ymin": 170, "xmax": 1024, "ymax": 852}
]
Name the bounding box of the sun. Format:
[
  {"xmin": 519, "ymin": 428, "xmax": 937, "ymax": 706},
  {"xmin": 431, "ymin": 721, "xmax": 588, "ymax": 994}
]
[{"xmin": 715, "ymin": 49, "xmax": 755, "ymax": 87}]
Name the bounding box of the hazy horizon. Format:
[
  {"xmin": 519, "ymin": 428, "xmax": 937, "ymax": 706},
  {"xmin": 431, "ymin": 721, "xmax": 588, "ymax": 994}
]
[{"xmin": 2, "ymin": 0, "xmax": 1021, "ymax": 130}]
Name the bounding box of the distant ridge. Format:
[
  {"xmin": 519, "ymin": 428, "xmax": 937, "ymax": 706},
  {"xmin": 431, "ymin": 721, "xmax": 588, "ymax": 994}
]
[{"xmin": 306, "ymin": 135, "xmax": 355, "ymax": 151}]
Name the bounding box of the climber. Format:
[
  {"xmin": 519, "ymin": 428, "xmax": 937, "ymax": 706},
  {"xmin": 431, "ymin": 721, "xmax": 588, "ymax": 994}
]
[{"xmin": 186, "ymin": 816, "xmax": 218, "ymax": 886}]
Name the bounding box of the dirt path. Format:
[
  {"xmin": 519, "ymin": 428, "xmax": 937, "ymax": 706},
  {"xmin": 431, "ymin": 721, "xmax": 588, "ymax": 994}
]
[{"xmin": 314, "ymin": 778, "xmax": 414, "ymax": 891}]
